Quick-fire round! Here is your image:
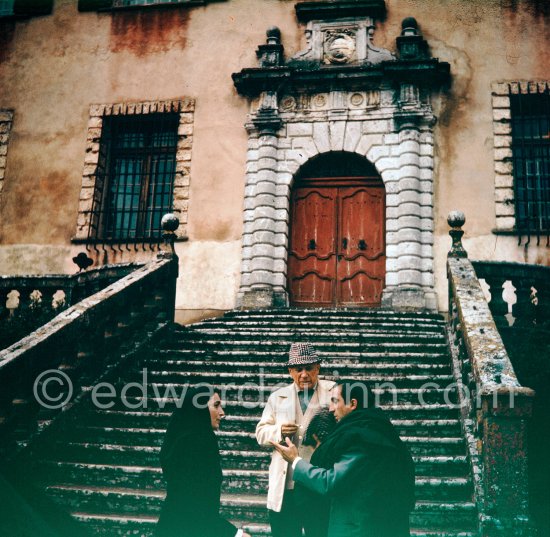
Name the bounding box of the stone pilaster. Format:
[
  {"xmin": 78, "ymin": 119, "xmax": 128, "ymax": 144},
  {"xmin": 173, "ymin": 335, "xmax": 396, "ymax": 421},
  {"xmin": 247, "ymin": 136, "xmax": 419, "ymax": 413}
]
[{"xmin": 239, "ymin": 123, "xmax": 288, "ymax": 309}]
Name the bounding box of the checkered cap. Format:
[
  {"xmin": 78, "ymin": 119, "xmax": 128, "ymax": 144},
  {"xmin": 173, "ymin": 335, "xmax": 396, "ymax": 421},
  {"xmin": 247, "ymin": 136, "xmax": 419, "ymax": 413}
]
[{"xmin": 287, "ymin": 342, "xmax": 320, "ymax": 367}]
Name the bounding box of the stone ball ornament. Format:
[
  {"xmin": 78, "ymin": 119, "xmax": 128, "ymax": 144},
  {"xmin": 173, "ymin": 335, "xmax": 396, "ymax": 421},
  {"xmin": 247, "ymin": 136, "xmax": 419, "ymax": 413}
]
[
  {"xmin": 447, "ymin": 210, "xmax": 466, "ymax": 228},
  {"xmin": 161, "ymin": 213, "xmax": 180, "ymax": 233},
  {"xmin": 401, "ymin": 17, "xmax": 419, "ymax": 31}
]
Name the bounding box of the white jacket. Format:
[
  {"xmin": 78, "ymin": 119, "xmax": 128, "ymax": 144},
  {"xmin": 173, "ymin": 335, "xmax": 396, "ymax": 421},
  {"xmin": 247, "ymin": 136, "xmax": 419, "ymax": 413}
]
[{"xmin": 255, "ymin": 379, "xmax": 335, "ymax": 512}]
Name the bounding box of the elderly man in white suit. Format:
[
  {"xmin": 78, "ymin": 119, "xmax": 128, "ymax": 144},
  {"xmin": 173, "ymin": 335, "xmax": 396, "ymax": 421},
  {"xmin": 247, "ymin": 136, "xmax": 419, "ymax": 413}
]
[{"xmin": 256, "ymin": 342, "xmax": 335, "ymax": 537}]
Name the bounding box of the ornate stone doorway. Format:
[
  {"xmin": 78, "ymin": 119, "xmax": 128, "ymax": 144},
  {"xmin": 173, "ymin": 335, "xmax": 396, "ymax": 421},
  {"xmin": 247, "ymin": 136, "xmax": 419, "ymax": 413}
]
[
  {"xmin": 232, "ymin": 2, "xmax": 450, "ymax": 311},
  {"xmin": 288, "ymin": 153, "xmax": 385, "ymax": 307}
]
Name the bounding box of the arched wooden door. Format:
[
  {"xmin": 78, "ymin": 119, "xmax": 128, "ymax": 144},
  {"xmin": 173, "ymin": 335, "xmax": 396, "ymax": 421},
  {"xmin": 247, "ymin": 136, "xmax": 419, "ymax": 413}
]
[{"xmin": 288, "ymin": 174, "xmax": 385, "ymax": 307}]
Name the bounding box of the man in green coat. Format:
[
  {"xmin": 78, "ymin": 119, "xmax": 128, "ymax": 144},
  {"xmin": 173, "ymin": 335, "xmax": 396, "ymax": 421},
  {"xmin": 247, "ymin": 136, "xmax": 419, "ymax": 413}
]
[{"xmin": 271, "ymin": 380, "xmax": 415, "ymax": 537}]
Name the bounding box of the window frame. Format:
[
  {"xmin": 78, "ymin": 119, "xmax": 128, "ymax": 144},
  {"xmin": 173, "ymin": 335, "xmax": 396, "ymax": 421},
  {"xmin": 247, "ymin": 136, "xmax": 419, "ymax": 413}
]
[
  {"xmin": 77, "ymin": 0, "xmax": 220, "ymax": 12},
  {"xmin": 74, "ymin": 99, "xmax": 193, "ymax": 244},
  {"xmin": 491, "ymin": 80, "xmax": 550, "ymax": 244},
  {"xmin": 0, "ymin": 110, "xmax": 14, "ymax": 201}
]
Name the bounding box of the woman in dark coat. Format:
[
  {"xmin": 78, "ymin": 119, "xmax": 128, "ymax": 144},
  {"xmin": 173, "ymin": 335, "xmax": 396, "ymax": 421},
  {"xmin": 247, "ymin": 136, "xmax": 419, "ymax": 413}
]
[{"xmin": 156, "ymin": 386, "xmax": 249, "ymax": 537}]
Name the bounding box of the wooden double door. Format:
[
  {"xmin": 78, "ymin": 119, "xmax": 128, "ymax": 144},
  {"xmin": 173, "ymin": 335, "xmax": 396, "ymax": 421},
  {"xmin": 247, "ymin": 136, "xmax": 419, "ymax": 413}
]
[{"xmin": 288, "ymin": 177, "xmax": 385, "ymax": 307}]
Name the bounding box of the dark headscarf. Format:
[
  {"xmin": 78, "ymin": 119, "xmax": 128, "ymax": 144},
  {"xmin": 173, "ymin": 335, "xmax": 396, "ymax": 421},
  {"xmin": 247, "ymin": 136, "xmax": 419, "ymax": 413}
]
[{"xmin": 160, "ymin": 385, "xmax": 219, "ymax": 478}]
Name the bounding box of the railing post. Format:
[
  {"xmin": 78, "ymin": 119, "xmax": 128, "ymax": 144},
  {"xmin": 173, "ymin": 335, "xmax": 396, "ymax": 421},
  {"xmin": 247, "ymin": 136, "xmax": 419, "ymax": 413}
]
[
  {"xmin": 446, "ymin": 212, "xmax": 536, "ymax": 537},
  {"xmin": 159, "ymin": 213, "xmax": 180, "ymax": 324},
  {"xmin": 480, "ymin": 390, "xmax": 534, "ymax": 536}
]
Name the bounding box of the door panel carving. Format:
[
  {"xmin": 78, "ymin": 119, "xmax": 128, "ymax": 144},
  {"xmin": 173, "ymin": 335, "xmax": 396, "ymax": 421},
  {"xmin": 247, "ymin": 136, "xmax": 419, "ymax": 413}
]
[
  {"xmin": 288, "ymin": 188, "xmax": 337, "ymax": 305},
  {"xmin": 288, "ymin": 178, "xmax": 385, "ymax": 307},
  {"xmin": 337, "ymin": 186, "xmax": 385, "ymax": 305}
]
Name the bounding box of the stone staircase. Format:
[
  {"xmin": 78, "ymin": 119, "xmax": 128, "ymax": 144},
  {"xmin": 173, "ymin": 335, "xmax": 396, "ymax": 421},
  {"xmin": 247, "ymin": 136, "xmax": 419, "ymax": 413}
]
[{"xmin": 22, "ymin": 309, "xmax": 478, "ymax": 536}]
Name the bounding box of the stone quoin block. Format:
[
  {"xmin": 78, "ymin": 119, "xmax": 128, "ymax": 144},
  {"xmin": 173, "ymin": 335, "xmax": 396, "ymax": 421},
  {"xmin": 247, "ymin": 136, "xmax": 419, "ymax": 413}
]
[
  {"xmin": 356, "ymin": 134, "xmax": 385, "ymax": 157},
  {"xmin": 493, "ymin": 122, "xmax": 512, "ymax": 135},
  {"xmin": 329, "ymin": 121, "xmax": 346, "ymax": 151},
  {"xmin": 343, "ymin": 121, "xmax": 362, "ymax": 152},
  {"xmin": 287, "ymin": 122, "xmax": 314, "ymax": 137},
  {"xmin": 367, "ymin": 146, "xmax": 392, "ymax": 164},
  {"xmin": 494, "ymin": 147, "xmax": 513, "ymax": 161},
  {"xmin": 291, "ymin": 136, "xmax": 318, "ymax": 159},
  {"xmin": 312, "ymin": 123, "xmax": 331, "ymax": 154},
  {"xmin": 493, "ymin": 135, "xmax": 512, "ymax": 148},
  {"xmin": 495, "ymin": 175, "xmax": 514, "ymax": 189}
]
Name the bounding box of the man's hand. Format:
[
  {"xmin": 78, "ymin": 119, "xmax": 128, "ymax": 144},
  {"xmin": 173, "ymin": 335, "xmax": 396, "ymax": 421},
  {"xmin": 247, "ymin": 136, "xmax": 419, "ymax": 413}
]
[
  {"xmin": 281, "ymin": 422, "xmax": 299, "ymax": 438},
  {"xmin": 242, "ymin": 533, "xmax": 252, "ymax": 537},
  {"xmin": 270, "ymin": 437, "xmax": 299, "ymax": 463}
]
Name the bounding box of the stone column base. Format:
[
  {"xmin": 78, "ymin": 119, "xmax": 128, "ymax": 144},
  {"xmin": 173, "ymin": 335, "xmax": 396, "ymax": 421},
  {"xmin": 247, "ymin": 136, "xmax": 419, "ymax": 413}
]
[
  {"xmin": 382, "ymin": 286, "xmax": 436, "ymax": 311},
  {"xmin": 239, "ymin": 287, "xmax": 288, "ymax": 309}
]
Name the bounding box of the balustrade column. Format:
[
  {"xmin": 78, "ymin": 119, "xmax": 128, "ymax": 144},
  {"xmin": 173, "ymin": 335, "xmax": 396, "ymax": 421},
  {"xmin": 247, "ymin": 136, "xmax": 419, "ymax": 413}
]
[
  {"xmin": 0, "ymin": 289, "xmax": 10, "ymax": 320},
  {"xmin": 511, "ymin": 277, "xmax": 536, "ymax": 328},
  {"xmin": 483, "ymin": 275, "xmax": 508, "ymax": 329}
]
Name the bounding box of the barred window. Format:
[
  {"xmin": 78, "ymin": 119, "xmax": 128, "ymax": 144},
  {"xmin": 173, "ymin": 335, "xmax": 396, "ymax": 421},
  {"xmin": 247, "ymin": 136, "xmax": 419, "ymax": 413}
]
[
  {"xmin": 90, "ymin": 113, "xmax": 178, "ymax": 240},
  {"xmin": 0, "ymin": 0, "xmax": 13, "ymax": 15},
  {"xmin": 112, "ymin": 0, "xmax": 191, "ymax": 6},
  {"xmin": 510, "ymin": 86, "xmax": 550, "ymax": 234}
]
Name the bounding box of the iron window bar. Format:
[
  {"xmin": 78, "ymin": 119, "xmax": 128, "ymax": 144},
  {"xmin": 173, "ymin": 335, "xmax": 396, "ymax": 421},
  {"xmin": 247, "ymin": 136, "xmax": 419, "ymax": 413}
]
[
  {"xmin": 87, "ymin": 112, "xmax": 178, "ymax": 243},
  {"xmin": 509, "ymin": 82, "xmax": 550, "ymax": 246}
]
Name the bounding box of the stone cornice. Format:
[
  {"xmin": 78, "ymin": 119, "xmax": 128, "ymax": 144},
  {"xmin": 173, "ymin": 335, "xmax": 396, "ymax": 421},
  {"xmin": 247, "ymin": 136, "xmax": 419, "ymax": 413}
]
[
  {"xmin": 295, "ymin": 0, "xmax": 387, "ymax": 23},
  {"xmin": 232, "ymin": 59, "xmax": 450, "ymax": 98}
]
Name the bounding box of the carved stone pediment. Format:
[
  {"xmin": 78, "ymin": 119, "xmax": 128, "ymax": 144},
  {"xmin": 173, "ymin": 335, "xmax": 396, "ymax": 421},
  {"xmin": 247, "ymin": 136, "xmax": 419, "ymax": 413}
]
[
  {"xmin": 232, "ymin": 2, "xmax": 449, "ymax": 100},
  {"xmin": 290, "ymin": 18, "xmax": 394, "ymax": 66}
]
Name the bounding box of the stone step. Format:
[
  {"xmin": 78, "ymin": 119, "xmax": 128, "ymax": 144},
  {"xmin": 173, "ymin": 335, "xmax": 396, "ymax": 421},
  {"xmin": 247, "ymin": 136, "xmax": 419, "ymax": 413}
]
[
  {"xmin": 73, "ymin": 513, "xmax": 272, "ymax": 537},
  {"xmin": 170, "ymin": 337, "xmax": 449, "ymax": 353},
  {"xmin": 82, "ymin": 401, "xmax": 463, "ymax": 423},
  {"xmin": 139, "ymin": 359, "xmax": 453, "ymax": 375},
  {"xmin": 128, "ymin": 370, "xmax": 455, "ymax": 390},
  {"xmin": 37, "ymin": 448, "xmax": 468, "ymax": 490},
  {"xmin": 64, "ymin": 425, "xmax": 467, "ymax": 450},
  {"xmin": 110, "ymin": 384, "xmax": 459, "ymax": 407},
  {"xmin": 220, "ymin": 308, "xmax": 445, "ymax": 318},
  {"xmin": 77, "ymin": 409, "xmax": 463, "ymax": 437},
  {"xmin": 46, "ymin": 483, "xmax": 474, "ymax": 522},
  {"xmin": 73, "ymin": 496, "xmax": 477, "ymax": 537},
  {"xmin": 188, "ymin": 315, "xmax": 445, "ymax": 328},
  {"xmin": 195, "ymin": 311, "xmax": 445, "ymax": 326},
  {"xmin": 63, "ymin": 413, "xmax": 461, "ymax": 445},
  {"xmin": 50, "ymin": 430, "xmax": 465, "ymax": 469},
  {"xmin": 184, "ymin": 327, "xmax": 447, "ymax": 341},
  {"xmin": 155, "ymin": 348, "xmax": 452, "ymax": 365},
  {"xmin": 72, "ymin": 511, "xmax": 477, "ymax": 537}
]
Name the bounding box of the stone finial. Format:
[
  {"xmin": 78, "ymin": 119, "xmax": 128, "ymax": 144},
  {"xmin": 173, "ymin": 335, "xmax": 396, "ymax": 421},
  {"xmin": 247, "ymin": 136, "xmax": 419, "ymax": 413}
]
[
  {"xmin": 72, "ymin": 252, "xmax": 93, "ymax": 272},
  {"xmin": 401, "ymin": 17, "xmax": 419, "ymax": 36},
  {"xmin": 396, "ymin": 17, "xmax": 428, "ymax": 59},
  {"xmin": 448, "ymin": 210, "xmax": 468, "ymax": 258},
  {"xmin": 256, "ymin": 26, "xmax": 284, "ymax": 67},
  {"xmin": 161, "ymin": 213, "xmax": 180, "ymax": 233},
  {"xmin": 266, "ymin": 26, "xmax": 281, "ymax": 45},
  {"xmin": 160, "ymin": 213, "xmax": 179, "ymax": 256}
]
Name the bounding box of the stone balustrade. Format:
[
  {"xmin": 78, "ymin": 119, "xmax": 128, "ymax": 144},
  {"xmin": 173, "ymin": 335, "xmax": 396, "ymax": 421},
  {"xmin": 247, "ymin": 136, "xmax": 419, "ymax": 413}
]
[
  {"xmin": 0, "ymin": 263, "xmax": 141, "ymax": 349},
  {"xmin": 446, "ymin": 211, "xmax": 536, "ymax": 537},
  {"xmin": 0, "ymin": 263, "xmax": 141, "ymax": 314},
  {"xmin": 472, "ymin": 260, "xmax": 550, "ymax": 329},
  {"xmin": 0, "ymin": 213, "xmax": 180, "ymax": 462}
]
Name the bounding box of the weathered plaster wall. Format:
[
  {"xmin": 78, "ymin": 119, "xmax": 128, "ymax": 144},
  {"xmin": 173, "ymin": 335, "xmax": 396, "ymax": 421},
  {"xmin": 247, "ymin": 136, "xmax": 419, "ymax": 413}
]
[
  {"xmin": 0, "ymin": 0, "xmax": 300, "ymax": 316},
  {"xmin": 0, "ymin": 0, "xmax": 548, "ymax": 317}
]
